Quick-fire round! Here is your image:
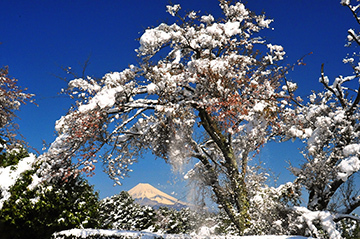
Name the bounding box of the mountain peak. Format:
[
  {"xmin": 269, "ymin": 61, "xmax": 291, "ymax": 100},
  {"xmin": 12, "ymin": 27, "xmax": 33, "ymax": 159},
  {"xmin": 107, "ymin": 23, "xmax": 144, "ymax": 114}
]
[{"xmin": 128, "ymin": 183, "xmax": 187, "ymax": 209}]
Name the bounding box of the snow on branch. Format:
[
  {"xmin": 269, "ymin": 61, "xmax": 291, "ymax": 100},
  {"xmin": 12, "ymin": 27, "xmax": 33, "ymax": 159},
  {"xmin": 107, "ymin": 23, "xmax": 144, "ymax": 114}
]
[
  {"xmin": 280, "ymin": 3, "xmax": 360, "ymax": 237},
  {"xmin": 294, "ymin": 207, "xmax": 342, "ymax": 239}
]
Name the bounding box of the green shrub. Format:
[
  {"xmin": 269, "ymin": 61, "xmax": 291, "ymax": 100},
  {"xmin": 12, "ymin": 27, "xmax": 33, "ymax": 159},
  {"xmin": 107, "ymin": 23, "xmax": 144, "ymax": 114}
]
[{"xmin": 0, "ymin": 149, "xmax": 100, "ymax": 239}]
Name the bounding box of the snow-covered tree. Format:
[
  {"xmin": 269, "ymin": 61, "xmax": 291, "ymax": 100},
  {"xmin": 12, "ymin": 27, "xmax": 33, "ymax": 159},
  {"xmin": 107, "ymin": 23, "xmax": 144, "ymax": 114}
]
[
  {"xmin": 0, "ymin": 66, "xmax": 33, "ymax": 150},
  {"xmin": 278, "ymin": 1, "xmax": 360, "ymax": 238},
  {"xmin": 39, "ymin": 1, "xmax": 296, "ymax": 234}
]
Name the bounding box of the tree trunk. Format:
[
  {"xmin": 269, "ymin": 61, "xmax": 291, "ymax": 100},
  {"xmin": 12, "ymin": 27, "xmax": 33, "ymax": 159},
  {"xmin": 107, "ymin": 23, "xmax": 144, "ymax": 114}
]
[{"xmin": 197, "ymin": 108, "xmax": 250, "ymax": 234}]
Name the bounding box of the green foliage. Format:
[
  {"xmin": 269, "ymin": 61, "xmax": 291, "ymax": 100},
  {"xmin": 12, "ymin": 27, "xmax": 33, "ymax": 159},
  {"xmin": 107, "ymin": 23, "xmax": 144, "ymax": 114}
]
[
  {"xmin": 0, "ymin": 149, "xmax": 100, "ymax": 239},
  {"xmin": 339, "ymin": 217, "xmax": 360, "ymax": 239},
  {"xmin": 0, "ymin": 145, "xmax": 29, "ymax": 167},
  {"xmin": 154, "ymin": 207, "xmax": 201, "ymax": 234},
  {"xmin": 212, "ymin": 210, "xmax": 239, "ymax": 235}
]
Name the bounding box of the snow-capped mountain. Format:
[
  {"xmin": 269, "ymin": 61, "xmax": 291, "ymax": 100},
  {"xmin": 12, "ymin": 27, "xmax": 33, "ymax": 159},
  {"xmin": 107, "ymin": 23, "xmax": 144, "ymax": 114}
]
[{"xmin": 128, "ymin": 183, "xmax": 188, "ymax": 209}]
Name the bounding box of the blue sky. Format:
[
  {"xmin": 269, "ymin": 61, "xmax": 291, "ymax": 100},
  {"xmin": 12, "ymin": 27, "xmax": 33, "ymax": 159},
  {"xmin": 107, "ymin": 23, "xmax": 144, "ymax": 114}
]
[{"xmin": 1, "ymin": 0, "xmax": 357, "ymax": 200}]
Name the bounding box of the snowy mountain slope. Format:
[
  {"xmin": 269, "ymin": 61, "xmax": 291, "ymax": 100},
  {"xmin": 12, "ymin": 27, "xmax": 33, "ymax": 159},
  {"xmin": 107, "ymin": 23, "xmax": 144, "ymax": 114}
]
[{"xmin": 128, "ymin": 183, "xmax": 188, "ymax": 209}]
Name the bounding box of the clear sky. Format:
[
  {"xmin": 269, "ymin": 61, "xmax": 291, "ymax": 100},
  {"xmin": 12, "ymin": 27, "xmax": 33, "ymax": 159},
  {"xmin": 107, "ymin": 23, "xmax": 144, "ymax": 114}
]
[{"xmin": 1, "ymin": 0, "xmax": 357, "ymax": 200}]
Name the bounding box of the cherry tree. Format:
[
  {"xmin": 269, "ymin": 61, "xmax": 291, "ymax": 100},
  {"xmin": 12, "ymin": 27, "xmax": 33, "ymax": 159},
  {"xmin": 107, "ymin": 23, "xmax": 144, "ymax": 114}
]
[
  {"xmin": 0, "ymin": 66, "xmax": 34, "ymax": 151},
  {"xmin": 39, "ymin": 1, "xmax": 294, "ymax": 234}
]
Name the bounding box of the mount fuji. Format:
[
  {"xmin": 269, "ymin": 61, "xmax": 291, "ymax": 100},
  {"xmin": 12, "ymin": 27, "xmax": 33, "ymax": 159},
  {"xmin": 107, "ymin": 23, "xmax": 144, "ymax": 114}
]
[{"xmin": 128, "ymin": 183, "xmax": 188, "ymax": 209}]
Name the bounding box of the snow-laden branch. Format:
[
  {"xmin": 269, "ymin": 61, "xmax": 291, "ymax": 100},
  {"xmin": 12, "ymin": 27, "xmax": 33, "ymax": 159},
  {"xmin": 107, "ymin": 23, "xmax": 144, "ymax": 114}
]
[
  {"xmin": 294, "ymin": 207, "xmax": 342, "ymax": 239},
  {"xmin": 276, "ymin": 2, "xmax": 360, "ymax": 237}
]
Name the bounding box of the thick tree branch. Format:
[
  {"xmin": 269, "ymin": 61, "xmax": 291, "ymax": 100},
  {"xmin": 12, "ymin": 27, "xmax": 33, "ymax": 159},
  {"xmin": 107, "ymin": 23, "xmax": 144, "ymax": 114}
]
[{"xmin": 348, "ymin": 84, "xmax": 360, "ymax": 114}]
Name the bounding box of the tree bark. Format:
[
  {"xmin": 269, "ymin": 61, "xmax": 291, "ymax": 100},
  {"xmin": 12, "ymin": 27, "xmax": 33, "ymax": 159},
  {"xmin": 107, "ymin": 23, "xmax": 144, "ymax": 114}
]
[{"xmin": 197, "ymin": 108, "xmax": 250, "ymax": 234}]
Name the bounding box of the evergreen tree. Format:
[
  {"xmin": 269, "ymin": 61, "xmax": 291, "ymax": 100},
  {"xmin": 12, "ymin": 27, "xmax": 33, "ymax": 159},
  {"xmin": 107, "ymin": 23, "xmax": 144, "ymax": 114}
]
[
  {"xmin": 155, "ymin": 207, "xmax": 189, "ymax": 234},
  {"xmin": 99, "ymin": 191, "xmax": 155, "ymax": 231}
]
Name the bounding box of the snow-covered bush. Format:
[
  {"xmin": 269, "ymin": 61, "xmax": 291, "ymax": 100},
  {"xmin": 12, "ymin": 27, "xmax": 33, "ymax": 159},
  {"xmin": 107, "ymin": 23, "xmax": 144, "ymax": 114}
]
[
  {"xmin": 0, "ymin": 143, "xmax": 28, "ymax": 167},
  {"xmin": 99, "ymin": 191, "xmax": 156, "ymax": 231},
  {"xmin": 337, "ymin": 216, "xmax": 360, "ymax": 238},
  {"xmin": 155, "ymin": 207, "xmax": 190, "ymax": 234},
  {"xmin": 0, "ymin": 147, "xmax": 100, "ymax": 239},
  {"xmin": 154, "ymin": 207, "xmax": 210, "ymax": 234}
]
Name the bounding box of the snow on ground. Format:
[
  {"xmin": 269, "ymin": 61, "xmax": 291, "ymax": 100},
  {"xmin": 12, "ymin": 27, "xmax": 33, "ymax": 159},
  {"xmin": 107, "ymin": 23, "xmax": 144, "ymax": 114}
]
[{"xmin": 52, "ymin": 229, "xmax": 312, "ymax": 239}]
